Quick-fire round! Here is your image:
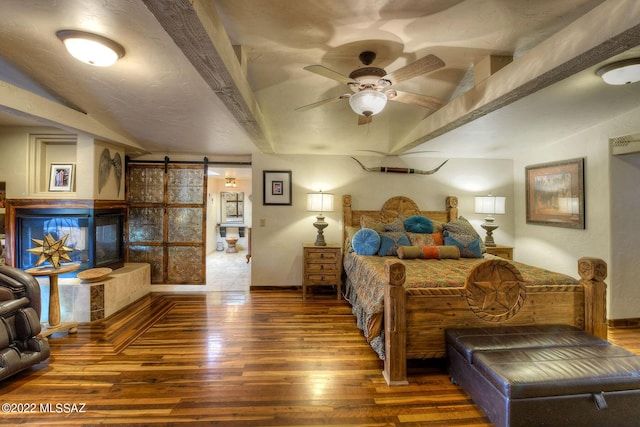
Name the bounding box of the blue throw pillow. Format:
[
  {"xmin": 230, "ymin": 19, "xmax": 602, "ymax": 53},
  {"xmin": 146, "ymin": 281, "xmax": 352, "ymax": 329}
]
[
  {"xmin": 404, "ymin": 215, "xmax": 434, "ymax": 234},
  {"xmin": 352, "ymin": 228, "xmax": 380, "ymax": 256},
  {"xmin": 444, "ymin": 235, "xmax": 482, "ymax": 258},
  {"xmin": 378, "ymin": 232, "xmax": 410, "ymax": 256}
]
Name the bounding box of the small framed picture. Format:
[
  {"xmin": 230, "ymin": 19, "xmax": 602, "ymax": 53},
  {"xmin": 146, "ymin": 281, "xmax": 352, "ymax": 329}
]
[
  {"xmin": 49, "ymin": 163, "xmax": 74, "ymax": 192},
  {"xmin": 263, "ymin": 170, "xmax": 292, "ymax": 205}
]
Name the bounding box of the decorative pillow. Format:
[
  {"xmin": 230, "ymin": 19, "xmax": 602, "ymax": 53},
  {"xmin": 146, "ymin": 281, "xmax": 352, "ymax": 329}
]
[
  {"xmin": 407, "ymin": 232, "xmax": 443, "ymax": 247},
  {"xmin": 404, "ymin": 215, "xmax": 434, "ymax": 234},
  {"xmin": 434, "ymin": 245, "xmax": 461, "ymax": 259},
  {"xmin": 442, "ymin": 216, "xmax": 486, "ymax": 253},
  {"xmin": 444, "ymin": 235, "xmax": 483, "ymax": 258},
  {"xmin": 397, "ymin": 245, "xmax": 460, "ymax": 259},
  {"xmin": 351, "ymin": 228, "xmax": 381, "ymax": 256},
  {"xmin": 384, "ymin": 217, "xmax": 405, "ymax": 232},
  {"xmin": 396, "ymin": 245, "xmax": 423, "ymax": 259},
  {"xmin": 360, "ymin": 215, "xmax": 385, "ymax": 233},
  {"xmin": 378, "ymin": 232, "xmax": 410, "ymax": 256}
]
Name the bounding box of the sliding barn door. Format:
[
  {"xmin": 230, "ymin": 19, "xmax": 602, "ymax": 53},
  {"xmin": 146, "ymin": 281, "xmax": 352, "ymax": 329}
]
[{"xmin": 126, "ymin": 163, "xmax": 206, "ymax": 284}]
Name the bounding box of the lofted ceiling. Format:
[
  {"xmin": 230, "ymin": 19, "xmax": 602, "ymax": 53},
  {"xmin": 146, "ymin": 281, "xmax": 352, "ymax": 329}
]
[{"xmin": 0, "ymin": 0, "xmax": 640, "ymax": 161}]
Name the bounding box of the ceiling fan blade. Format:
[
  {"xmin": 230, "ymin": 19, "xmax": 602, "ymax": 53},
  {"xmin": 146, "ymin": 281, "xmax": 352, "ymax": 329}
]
[
  {"xmin": 303, "ymin": 65, "xmax": 356, "ymax": 85},
  {"xmin": 295, "ymin": 94, "xmax": 350, "ymax": 112},
  {"xmin": 382, "ymin": 54, "xmax": 445, "ymax": 85},
  {"xmin": 358, "ymin": 114, "xmax": 372, "ymax": 126},
  {"xmin": 387, "ymin": 90, "xmax": 443, "ymax": 110}
]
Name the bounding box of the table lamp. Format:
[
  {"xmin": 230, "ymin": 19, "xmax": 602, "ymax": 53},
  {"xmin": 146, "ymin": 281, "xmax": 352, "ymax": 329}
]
[
  {"xmin": 474, "ymin": 195, "xmax": 506, "ymax": 247},
  {"xmin": 306, "ymin": 191, "xmax": 335, "ymax": 246}
]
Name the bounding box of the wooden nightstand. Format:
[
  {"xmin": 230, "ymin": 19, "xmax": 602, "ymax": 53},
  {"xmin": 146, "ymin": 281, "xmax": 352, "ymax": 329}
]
[
  {"xmin": 485, "ymin": 245, "xmax": 514, "ymax": 260},
  {"xmin": 303, "ymin": 243, "xmax": 341, "ymax": 300}
]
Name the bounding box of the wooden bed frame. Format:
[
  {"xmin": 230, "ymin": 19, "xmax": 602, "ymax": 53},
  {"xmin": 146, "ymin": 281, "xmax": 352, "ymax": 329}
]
[{"xmin": 342, "ymin": 195, "xmax": 608, "ymax": 386}]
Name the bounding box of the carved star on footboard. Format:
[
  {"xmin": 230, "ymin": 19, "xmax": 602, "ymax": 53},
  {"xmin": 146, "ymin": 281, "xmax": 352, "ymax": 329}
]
[{"xmin": 465, "ymin": 260, "xmax": 526, "ymax": 322}]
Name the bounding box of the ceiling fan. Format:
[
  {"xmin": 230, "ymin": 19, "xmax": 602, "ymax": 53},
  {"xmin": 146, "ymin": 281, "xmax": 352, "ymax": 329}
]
[{"xmin": 296, "ymin": 51, "xmax": 445, "ymax": 125}]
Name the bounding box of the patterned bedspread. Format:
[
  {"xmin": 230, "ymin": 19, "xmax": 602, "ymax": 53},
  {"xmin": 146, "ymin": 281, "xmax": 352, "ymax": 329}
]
[{"xmin": 343, "ymin": 251, "xmax": 579, "ymax": 356}]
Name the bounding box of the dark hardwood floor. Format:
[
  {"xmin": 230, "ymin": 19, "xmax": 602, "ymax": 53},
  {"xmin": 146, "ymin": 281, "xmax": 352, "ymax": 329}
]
[{"xmin": 3, "ymin": 290, "xmax": 640, "ymax": 426}]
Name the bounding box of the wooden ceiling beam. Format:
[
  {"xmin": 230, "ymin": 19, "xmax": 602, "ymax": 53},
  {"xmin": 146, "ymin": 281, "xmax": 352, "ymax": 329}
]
[
  {"xmin": 392, "ymin": 0, "xmax": 640, "ymax": 154},
  {"xmin": 143, "ymin": 0, "xmax": 275, "ymax": 154},
  {"xmin": 0, "ymin": 80, "xmax": 147, "ymax": 152}
]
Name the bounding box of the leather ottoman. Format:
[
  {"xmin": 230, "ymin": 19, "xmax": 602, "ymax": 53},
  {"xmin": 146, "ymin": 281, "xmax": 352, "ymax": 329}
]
[{"xmin": 446, "ymin": 325, "xmax": 640, "ymax": 427}]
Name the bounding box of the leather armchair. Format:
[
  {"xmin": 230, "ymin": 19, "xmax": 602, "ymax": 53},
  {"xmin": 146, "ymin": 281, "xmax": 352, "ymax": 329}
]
[{"xmin": 0, "ymin": 265, "xmax": 50, "ymax": 381}]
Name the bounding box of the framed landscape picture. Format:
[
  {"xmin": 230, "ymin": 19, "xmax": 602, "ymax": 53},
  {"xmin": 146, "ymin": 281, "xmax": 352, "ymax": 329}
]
[
  {"xmin": 263, "ymin": 170, "xmax": 292, "ymax": 205},
  {"xmin": 49, "ymin": 163, "xmax": 74, "ymax": 192},
  {"xmin": 525, "ymin": 158, "xmax": 584, "ymax": 229}
]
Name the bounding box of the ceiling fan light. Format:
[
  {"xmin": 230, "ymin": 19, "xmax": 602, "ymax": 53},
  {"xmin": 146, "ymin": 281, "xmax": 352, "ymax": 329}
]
[
  {"xmin": 56, "ymin": 30, "xmax": 125, "ymax": 67},
  {"xmin": 597, "ymin": 58, "xmax": 640, "ymax": 85},
  {"xmin": 349, "ymin": 89, "xmax": 387, "ymax": 116}
]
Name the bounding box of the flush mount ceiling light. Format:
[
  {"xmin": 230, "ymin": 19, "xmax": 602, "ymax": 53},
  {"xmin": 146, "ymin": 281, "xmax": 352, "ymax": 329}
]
[
  {"xmin": 596, "ymin": 58, "xmax": 640, "ymax": 85},
  {"xmin": 56, "ymin": 30, "xmax": 125, "ymax": 67},
  {"xmin": 348, "ymin": 89, "xmax": 388, "ymax": 117}
]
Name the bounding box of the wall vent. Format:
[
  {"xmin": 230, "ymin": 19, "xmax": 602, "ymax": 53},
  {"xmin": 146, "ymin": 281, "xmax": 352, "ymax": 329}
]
[{"xmin": 611, "ymin": 134, "xmax": 640, "ymax": 155}]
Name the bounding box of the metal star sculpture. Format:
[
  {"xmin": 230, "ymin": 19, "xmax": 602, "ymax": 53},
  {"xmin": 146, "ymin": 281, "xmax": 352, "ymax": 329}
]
[{"xmin": 26, "ymin": 233, "xmax": 74, "ymax": 269}]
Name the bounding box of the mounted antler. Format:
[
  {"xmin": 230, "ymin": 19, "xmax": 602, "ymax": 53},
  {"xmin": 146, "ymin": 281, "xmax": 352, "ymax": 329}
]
[{"xmin": 351, "ymin": 157, "xmax": 448, "ymax": 175}]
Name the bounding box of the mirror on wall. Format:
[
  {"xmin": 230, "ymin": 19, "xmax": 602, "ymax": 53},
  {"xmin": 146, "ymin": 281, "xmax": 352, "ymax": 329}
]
[{"xmin": 221, "ymin": 192, "xmax": 244, "ymax": 224}]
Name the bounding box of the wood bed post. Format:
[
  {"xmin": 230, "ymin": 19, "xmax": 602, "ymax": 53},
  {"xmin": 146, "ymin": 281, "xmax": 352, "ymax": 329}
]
[
  {"xmin": 342, "ymin": 195, "xmax": 352, "ymax": 246},
  {"xmin": 446, "ymin": 196, "xmax": 458, "ymax": 221},
  {"xmin": 383, "ymin": 259, "xmax": 409, "ymax": 386},
  {"xmin": 578, "ymin": 257, "xmax": 608, "ymax": 340}
]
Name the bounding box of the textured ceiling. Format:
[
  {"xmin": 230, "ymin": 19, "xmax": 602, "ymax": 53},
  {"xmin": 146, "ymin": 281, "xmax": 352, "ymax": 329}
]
[{"xmin": 0, "ymin": 0, "xmax": 639, "ymax": 160}]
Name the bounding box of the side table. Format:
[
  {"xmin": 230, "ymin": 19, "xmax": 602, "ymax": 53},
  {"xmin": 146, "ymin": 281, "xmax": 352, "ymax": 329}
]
[
  {"xmin": 485, "ymin": 245, "xmax": 514, "ymax": 260},
  {"xmin": 302, "ymin": 243, "xmax": 341, "ymax": 300},
  {"xmin": 26, "ymin": 263, "xmax": 80, "ymax": 338}
]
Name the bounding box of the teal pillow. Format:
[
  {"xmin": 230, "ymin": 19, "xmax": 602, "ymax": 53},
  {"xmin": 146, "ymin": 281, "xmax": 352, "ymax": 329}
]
[
  {"xmin": 404, "ymin": 215, "xmax": 434, "ymax": 233},
  {"xmin": 378, "ymin": 232, "xmax": 410, "ymax": 256},
  {"xmin": 444, "ymin": 235, "xmax": 482, "ymax": 258},
  {"xmin": 351, "ymin": 228, "xmax": 380, "ymax": 256}
]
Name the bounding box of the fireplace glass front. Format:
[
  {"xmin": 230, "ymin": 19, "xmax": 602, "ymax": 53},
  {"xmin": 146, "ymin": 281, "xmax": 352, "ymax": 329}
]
[{"xmin": 16, "ymin": 208, "xmax": 124, "ymax": 276}]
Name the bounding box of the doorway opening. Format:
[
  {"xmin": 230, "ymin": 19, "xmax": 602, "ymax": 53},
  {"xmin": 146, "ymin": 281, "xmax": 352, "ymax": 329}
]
[{"xmin": 206, "ymin": 166, "xmax": 252, "ymax": 291}]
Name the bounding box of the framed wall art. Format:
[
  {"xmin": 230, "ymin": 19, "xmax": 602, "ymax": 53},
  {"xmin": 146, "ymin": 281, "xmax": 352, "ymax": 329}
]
[
  {"xmin": 525, "ymin": 158, "xmax": 584, "ymax": 229},
  {"xmin": 49, "ymin": 163, "xmax": 74, "ymax": 192},
  {"xmin": 263, "ymin": 170, "xmax": 292, "ymax": 205}
]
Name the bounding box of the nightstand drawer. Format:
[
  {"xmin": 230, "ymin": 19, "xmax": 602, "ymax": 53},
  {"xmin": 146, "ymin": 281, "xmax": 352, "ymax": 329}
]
[
  {"xmin": 305, "ymin": 262, "xmax": 337, "ymax": 273},
  {"xmin": 306, "ymin": 273, "xmax": 338, "ymax": 284},
  {"xmin": 305, "ymin": 249, "xmax": 338, "ymax": 262},
  {"xmin": 486, "ymin": 245, "xmax": 513, "ymax": 260}
]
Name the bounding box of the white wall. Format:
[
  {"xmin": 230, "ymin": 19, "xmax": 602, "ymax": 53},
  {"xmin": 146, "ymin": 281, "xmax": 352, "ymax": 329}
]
[
  {"xmin": 0, "ymin": 127, "xmax": 44, "ymax": 198},
  {"xmin": 0, "ymin": 127, "xmax": 123, "ymax": 200},
  {"xmin": 251, "ymin": 152, "xmax": 514, "ymax": 287},
  {"xmin": 513, "ymin": 104, "xmax": 640, "ymax": 320},
  {"xmin": 610, "ymin": 152, "xmax": 640, "ymax": 319}
]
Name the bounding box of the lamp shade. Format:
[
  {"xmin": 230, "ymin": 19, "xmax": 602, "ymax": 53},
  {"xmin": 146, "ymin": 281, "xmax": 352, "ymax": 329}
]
[
  {"xmin": 56, "ymin": 30, "xmax": 125, "ymax": 67},
  {"xmin": 306, "ymin": 192, "xmax": 334, "ymax": 213},
  {"xmin": 349, "ymin": 89, "xmax": 387, "ymax": 116},
  {"xmin": 597, "ymin": 58, "xmax": 640, "ymax": 85},
  {"xmin": 475, "ymin": 196, "xmax": 506, "ymax": 215}
]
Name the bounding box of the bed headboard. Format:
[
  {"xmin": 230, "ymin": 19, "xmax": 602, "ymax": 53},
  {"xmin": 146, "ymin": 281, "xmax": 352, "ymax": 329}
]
[{"xmin": 342, "ymin": 195, "xmax": 458, "ymax": 244}]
